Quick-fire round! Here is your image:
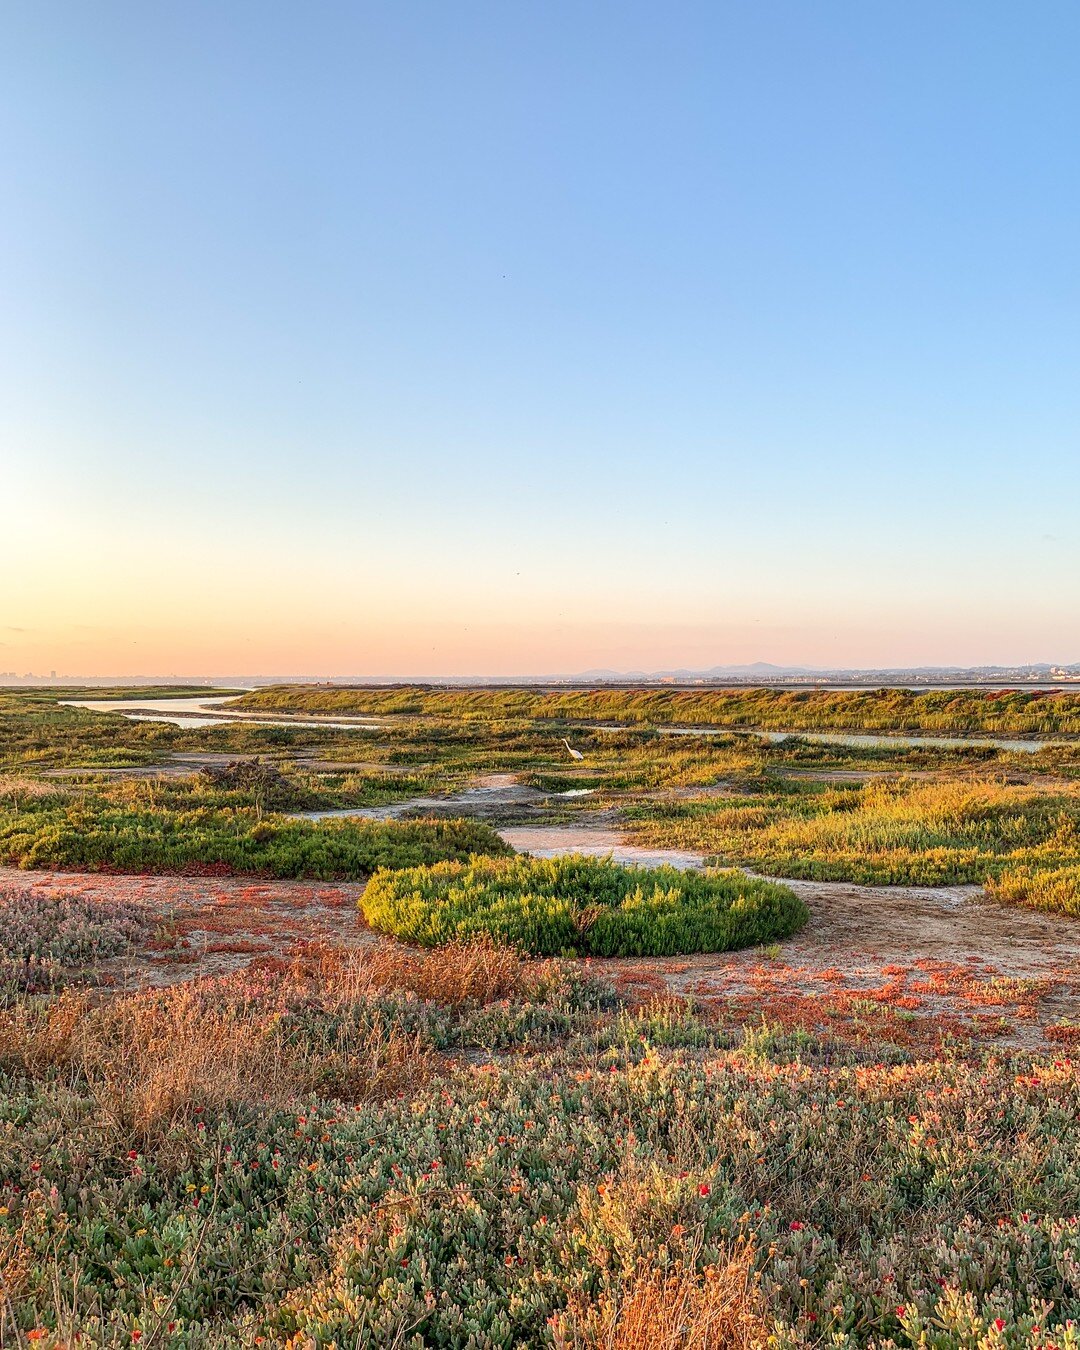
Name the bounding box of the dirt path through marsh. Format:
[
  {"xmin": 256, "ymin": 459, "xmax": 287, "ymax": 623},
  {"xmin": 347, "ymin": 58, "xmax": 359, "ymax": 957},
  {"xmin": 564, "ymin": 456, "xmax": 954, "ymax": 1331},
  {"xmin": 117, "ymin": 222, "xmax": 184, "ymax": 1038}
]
[
  {"xmin": 499, "ymin": 824, "xmax": 1080, "ymax": 1048},
  {"xmin": 5, "ymin": 832, "xmax": 1079, "ymax": 1047}
]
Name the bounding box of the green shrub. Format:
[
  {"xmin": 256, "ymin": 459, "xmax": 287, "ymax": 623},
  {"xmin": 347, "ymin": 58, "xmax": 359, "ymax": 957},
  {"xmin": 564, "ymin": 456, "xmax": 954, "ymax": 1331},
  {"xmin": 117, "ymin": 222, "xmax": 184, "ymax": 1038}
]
[
  {"xmin": 0, "ymin": 804, "xmax": 510, "ymax": 880},
  {"xmin": 360, "ymin": 853, "xmax": 807, "ymax": 956}
]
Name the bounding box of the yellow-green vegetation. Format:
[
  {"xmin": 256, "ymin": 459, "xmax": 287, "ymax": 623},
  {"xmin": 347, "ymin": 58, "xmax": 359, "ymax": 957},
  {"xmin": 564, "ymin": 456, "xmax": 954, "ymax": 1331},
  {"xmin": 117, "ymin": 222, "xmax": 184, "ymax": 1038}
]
[
  {"xmin": 987, "ymin": 864, "xmax": 1080, "ymax": 918},
  {"xmin": 4, "ymin": 689, "xmax": 1080, "ymax": 913},
  {"xmin": 361, "ymin": 854, "xmax": 808, "ymax": 956},
  {"xmin": 237, "ymin": 682, "xmax": 1080, "ymax": 736},
  {"xmin": 629, "ymin": 777, "xmax": 1080, "ymax": 898}
]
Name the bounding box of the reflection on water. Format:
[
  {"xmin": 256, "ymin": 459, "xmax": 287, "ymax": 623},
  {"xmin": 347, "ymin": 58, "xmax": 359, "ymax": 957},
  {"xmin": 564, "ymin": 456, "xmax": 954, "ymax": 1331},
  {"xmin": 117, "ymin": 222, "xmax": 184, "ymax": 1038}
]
[
  {"xmin": 61, "ymin": 695, "xmax": 380, "ymax": 732},
  {"xmin": 595, "ymin": 724, "xmax": 1060, "ymax": 755},
  {"xmin": 297, "ymin": 782, "xmax": 595, "ymax": 823},
  {"xmin": 499, "ymin": 825, "xmax": 703, "ymax": 870}
]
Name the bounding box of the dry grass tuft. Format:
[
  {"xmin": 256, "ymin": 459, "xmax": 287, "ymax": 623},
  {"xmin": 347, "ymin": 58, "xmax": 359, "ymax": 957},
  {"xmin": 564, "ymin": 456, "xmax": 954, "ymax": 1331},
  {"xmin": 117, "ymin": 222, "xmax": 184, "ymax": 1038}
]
[
  {"xmin": 80, "ymin": 987, "xmax": 299, "ymax": 1136},
  {"xmin": 0, "ymin": 937, "xmax": 539, "ymax": 1146},
  {"xmin": 297, "ymin": 934, "xmax": 551, "ymax": 1008},
  {"xmin": 0, "ymin": 990, "xmax": 91, "ymax": 1075},
  {"xmin": 554, "ymin": 1249, "xmax": 770, "ymax": 1350},
  {"xmin": 0, "ymin": 981, "xmax": 434, "ymax": 1147},
  {"xmin": 0, "ymin": 775, "xmax": 64, "ymax": 811}
]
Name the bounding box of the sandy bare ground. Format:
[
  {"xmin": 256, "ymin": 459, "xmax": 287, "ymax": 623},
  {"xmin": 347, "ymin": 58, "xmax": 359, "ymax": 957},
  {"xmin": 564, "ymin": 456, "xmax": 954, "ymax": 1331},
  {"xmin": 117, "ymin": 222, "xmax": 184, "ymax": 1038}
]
[
  {"xmin": 501, "ymin": 824, "xmax": 1080, "ymax": 1049},
  {"xmin": 5, "ymin": 825, "xmax": 1079, "ymax": 1047},
  {"xmin": 0, "ymin": 866, "xmax": 375, "ymax": 988}
]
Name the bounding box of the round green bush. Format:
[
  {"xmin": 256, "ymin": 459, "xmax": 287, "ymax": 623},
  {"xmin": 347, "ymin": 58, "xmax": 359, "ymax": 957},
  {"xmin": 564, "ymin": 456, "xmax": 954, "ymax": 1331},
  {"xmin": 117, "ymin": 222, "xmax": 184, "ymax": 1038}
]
[{"xmin": 360, "ymin": 853, "xmax": 808, "ymax": 957}]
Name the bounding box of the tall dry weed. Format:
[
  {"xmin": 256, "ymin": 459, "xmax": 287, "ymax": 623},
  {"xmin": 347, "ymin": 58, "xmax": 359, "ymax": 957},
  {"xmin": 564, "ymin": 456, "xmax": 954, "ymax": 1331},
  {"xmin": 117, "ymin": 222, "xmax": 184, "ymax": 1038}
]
[
  {"xmin": 302, "ymin": 934, "xmax": 543, "ymax": 1007},
  {"xmin": 553, "ymin": 1249, "xmax": 770, "ymax": 1350},
  {"xmin": 0, "ymin": 980, "xmax": 434, "ymax": 1147}
]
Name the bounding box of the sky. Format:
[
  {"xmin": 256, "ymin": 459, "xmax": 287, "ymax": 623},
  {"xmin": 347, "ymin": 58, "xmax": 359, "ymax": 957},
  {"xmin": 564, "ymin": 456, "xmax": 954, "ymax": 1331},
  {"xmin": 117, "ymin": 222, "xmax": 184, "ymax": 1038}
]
[{"xmin": 2, "ymin": 1, "xmax": 1078, "ymax": 678}]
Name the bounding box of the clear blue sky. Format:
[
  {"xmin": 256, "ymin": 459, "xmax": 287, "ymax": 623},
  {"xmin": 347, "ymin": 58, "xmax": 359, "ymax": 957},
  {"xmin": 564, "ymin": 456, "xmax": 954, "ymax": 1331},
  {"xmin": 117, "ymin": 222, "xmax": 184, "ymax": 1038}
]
[{"xmin": 3, "ymin": 1, "xmax": 1078, "ymax": 676}]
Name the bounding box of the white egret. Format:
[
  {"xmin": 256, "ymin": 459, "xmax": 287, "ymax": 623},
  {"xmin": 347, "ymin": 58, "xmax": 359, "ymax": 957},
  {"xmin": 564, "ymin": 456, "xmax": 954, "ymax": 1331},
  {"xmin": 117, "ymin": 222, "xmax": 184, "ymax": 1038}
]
[{"xmin": 561, "ymin": 737, "xmax": 585, "ymax": 761}]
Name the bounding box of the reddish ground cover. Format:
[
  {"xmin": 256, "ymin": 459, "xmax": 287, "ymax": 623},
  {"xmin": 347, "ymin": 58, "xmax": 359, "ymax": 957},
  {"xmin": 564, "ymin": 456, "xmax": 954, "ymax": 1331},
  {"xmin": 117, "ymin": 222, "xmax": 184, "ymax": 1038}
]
[{"xmin": 2, "ymin": 864, "xmax": 1077, "ymax": 1048}]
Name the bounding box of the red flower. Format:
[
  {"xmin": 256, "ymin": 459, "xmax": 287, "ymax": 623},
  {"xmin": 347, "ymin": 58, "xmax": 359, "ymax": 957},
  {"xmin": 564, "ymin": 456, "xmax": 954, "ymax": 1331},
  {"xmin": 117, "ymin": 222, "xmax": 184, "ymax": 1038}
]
[
  {"xmin": 896, "ymin": 1306, "xmax": 907, "ymax": 1318},
  {"xmin": 698, "ymin": 1183, "xmax": 710, "ymax": 1197},
  {"xmin": 994, "ymin": 1320, "xmax": 1006, "ymax": 1332},
  {"xmin": 789, "ymin": 1220, "xmax": 804, "ymax": 1231}
]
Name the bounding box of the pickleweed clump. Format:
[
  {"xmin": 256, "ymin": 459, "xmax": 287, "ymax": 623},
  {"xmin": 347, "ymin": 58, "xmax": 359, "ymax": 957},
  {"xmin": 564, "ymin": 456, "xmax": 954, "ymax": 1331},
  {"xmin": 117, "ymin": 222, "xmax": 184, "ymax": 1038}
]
[
  {"xmin": 0, "ymin": 802, "xmax": 510, "ymax": 879},
  {"xmin": 628, "ymin": 776, "xmax": 1080, "ymax": 900},
  {"xmin": 361, "ymin": 853, "xmax": 808, "ymax": 956}
]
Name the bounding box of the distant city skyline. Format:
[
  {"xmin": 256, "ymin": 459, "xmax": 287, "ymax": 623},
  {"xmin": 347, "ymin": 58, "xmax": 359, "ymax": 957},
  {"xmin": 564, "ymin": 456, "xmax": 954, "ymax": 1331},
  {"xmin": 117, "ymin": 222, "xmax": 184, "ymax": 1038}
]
[
  {"xmin": 3, "ymin": 662, "xmax": 1079, "ymax": 690},
  {"xmin": 4, "ymin": 1, "xmax": 1078, "ymax": 674}
]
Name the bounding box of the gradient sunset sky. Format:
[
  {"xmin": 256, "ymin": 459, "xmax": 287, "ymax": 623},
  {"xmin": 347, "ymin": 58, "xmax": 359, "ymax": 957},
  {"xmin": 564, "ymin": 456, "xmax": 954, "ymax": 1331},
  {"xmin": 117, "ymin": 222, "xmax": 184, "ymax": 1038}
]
[{"xmin": 3, "ymin": 1, "xmax": 1078, "ymax": 677}]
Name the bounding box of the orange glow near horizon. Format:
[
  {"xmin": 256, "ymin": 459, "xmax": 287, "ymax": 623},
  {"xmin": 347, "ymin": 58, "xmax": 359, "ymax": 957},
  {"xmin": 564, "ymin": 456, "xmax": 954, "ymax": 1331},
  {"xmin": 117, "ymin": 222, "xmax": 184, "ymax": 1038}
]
[{"xmin": 2, "ymin": 606, "xmax": 1071, "ymax": 680}]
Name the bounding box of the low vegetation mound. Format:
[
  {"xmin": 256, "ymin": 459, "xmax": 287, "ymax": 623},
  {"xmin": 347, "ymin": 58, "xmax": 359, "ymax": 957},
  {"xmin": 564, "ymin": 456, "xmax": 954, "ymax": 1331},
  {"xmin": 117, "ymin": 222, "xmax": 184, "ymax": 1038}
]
[
  {"xmin": 196, "ymin": 756, "xmax": 309, "ymax": 810},
  {"xmin": 360, "ymin": 853, "xmax": 807, "ymax": 956},
  {"xmin": 0, "ymin": 805, "xmax": 510, "ymax": 880}
]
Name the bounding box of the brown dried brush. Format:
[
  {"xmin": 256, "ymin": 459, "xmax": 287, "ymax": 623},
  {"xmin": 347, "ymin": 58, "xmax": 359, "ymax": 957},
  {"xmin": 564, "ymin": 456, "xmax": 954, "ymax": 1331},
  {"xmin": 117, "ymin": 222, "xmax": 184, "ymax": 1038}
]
[
  {"xmin": 554, "ymin": 1249, "xmax": 770, "ymax": 1350},
  {"xmin": 315, "ymin": 935, "xmax": 535, "ymax": 1008}
]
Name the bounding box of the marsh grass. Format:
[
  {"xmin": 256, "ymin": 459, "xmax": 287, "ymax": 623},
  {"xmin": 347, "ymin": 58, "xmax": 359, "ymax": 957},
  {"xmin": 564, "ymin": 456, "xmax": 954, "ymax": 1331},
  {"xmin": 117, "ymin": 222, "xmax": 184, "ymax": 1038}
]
[
  {"xmin": 630, "ymin": 776, "xmax": 1080, "ymax": 892},
  {"xmin": 236, "ymin": 682, "xmax": 1080, "ymax": 736}
]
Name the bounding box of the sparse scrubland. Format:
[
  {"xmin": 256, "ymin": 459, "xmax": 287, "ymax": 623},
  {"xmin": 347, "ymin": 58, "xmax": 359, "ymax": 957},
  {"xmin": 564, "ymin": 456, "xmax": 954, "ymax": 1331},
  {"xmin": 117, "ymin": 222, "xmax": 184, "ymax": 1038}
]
[{"xmin": 1, "ymin": 687, "xmax": 1079, "ymax": 1346}]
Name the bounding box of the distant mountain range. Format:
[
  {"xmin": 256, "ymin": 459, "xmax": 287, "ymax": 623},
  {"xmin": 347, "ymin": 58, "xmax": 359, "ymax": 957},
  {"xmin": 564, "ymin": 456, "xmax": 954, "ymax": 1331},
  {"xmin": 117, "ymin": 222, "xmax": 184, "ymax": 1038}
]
[{"xmin": 569, "ymin": 662, "xmax": 1080, "ymax": 685}]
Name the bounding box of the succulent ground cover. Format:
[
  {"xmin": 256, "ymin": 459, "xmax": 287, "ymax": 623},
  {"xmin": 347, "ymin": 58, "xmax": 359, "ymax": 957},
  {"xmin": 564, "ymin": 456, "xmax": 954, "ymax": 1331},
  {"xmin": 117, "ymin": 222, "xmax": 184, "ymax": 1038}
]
[
  {"xmin": 0, "ymin": 792, "xmax": 510, "ymax": 880},
  {"xmin": 360, "ymin": 854, "xmax": 809, "ymax": 957},
  {"xmin": 0, "ymin": 885, "xmax": 151, "ymax": 994},
  {"xmin": 1, "ymin": 942, "xmax": 1079, "ymax": 1348}
]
